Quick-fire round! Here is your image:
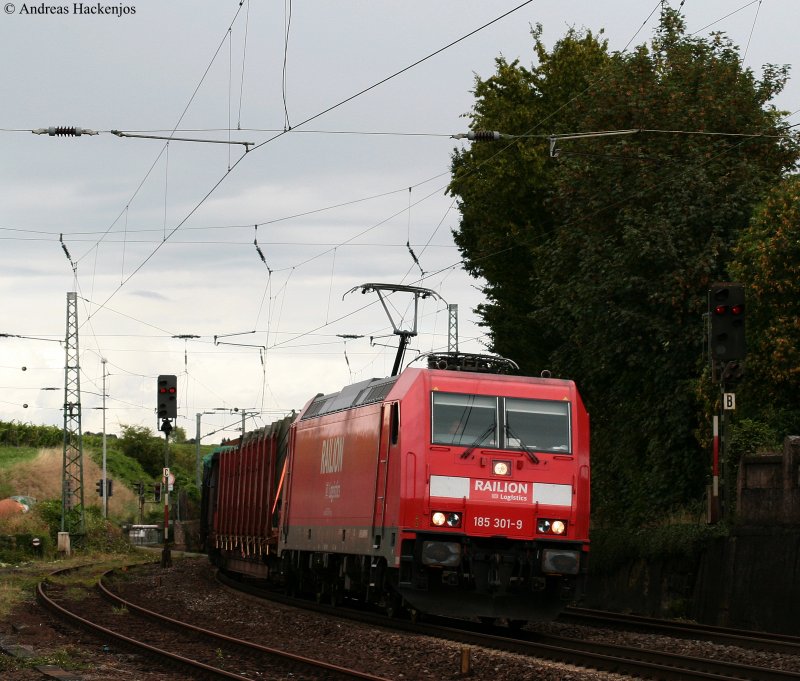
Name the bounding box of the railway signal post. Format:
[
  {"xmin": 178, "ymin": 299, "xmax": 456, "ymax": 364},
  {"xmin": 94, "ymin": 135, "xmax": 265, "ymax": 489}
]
[
  {"xmin": 159, "ymin": 422, "xmax": 172, "ymax": 568},
  {"xmin": 708, "ymin": 283, "xmax": 746, "ymax": 523},
  {"xmin": 157, "ymin": 375, "xmax": 177, "ymax": 568}
]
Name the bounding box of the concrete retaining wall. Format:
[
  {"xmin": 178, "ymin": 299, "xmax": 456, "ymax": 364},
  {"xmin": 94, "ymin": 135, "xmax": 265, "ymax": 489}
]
[
  {"xmin": 738, "ymin": 436, "xmax": 800, "ymax": 524},
  {"xmin": 583, "ymin": 436, "xmax": 800, "ymax": 635},
  {"xmin": 583, "ymin": 528, "xmax": 800, "ymax": 635}
]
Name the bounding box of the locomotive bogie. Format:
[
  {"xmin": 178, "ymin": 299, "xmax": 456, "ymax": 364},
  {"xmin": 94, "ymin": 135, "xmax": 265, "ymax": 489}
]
[{"xmin": 394, "ymin": 533, "xmax": 585, "ymax": 620}]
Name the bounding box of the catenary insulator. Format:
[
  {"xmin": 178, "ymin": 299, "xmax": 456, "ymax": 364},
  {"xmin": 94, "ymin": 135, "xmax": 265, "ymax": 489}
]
[
  {"xmin": 50, "ymin": 126, "xmax": 82, "ymax": 136},
  {"xmin": 468, "ymin": 130, "xmax": 501, "ymax": 141},
  {"xmin": 32, "ymin": 126, "xmax": 98, "ymax": 136}
]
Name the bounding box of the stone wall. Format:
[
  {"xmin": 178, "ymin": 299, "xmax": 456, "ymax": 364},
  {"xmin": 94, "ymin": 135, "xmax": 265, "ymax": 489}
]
[
  {"xmin": 692, "ymin": 528, "xmax": 800, "ymax": 634},
  {"xmin": 583, "ymin": 527, "xmax": 800, "ymax": 635},
  {"xmin": 737, "ymin": 436, "xmax": 800, "ymax": 525},
  {"xmin": 583, "ymin": 436, "xmax": 800, "ymax": 635}
]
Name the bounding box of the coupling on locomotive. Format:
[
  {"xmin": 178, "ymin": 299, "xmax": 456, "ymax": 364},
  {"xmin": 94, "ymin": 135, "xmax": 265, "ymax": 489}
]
[{"xmin": 201, "ymin": 351, "xmax": 590, "ymax": 622}]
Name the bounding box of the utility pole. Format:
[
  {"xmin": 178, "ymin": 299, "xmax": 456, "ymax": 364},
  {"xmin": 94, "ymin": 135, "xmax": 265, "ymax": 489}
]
[
  {"xmin": 195, "ymin": 408, "xmax": 226, "ymax": 488},
  {"xmin": 101, "ymin": 358, "xmax": 108, "ymax": 519},
  {"xmin": 235, "ymin": 408, "xmax": 258, "ymax": 439},
  {"xmin": 195, "ymin": 413, "xmax": 203, "ymax": 489},
  {"xmin": 61, "ymin": 291, "xmax": 85, "ymax": 539}
]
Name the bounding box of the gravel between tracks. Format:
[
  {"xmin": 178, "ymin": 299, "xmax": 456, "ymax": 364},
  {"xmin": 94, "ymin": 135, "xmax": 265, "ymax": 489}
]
[{"xmin": 2, "ymin": 555, "xmax": 798, "ymax": 680}]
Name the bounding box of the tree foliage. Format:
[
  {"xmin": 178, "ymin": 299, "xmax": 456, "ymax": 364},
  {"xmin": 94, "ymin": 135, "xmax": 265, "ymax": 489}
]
[
  {"xmin": 729, "ymin": 176, "xmax": 800, "ymax": 433},
  {"xmin": 449, "ymin": 9, "xmax": 798, "ymax": 524},
  {"xmin": 0, "ymin": 421, "xmax": 62, "ymax": 448},
  {"xmin": 118, "ymin": 425, "xmax": 165, "ymax": 478},
  {"xmin": 449, "ymin": 25, "xmax": 611, "ymax": 371}
]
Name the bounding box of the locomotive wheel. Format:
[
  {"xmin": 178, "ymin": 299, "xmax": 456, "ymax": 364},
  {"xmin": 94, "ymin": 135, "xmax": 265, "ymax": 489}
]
[
  {"xmin": 383, "ymin": 593, "xmax": 403, "ymax": 618},
  {"xmin": 284, "ymin": 572, "xmax": 298, "ymax": 597},
  {"xmin": 329, "ymin": 582, "xmax": 342, "ymax": 607}
]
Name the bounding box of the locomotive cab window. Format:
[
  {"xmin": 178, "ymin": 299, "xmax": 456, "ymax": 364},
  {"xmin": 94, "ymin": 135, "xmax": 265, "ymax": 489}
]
[
  {"xmin": 505, "ymin": 398, "xmax": 571, "ymax": 453},
  {"xmin": 432, "ymin": 392, "xmax": 496, "ymax": 447}
]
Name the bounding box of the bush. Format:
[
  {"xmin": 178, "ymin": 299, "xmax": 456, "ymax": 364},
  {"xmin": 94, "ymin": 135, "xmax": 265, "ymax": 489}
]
[
  {"xmin": 118, "ymin": 425, "xmax": 165, "ymax": 478},
  {"xmin": 0, "ymin": 421, "xmax": 62, "ymax": 448},
  {"xmin": 23, "ymin": 499, "xmax": 134, "ymax": 557},
  {"xmin": 590, "ymin": 521, "xmax": 729, "ymax": 575},
  {"xmin": 0, "ymin": 504, "xmax": 53, "ymax": 563}
]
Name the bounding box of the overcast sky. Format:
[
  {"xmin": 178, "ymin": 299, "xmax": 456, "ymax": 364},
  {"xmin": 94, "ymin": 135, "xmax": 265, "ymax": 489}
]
[{"xmin": 1, "ymin": 0, "xmax": 798, "ymax": 441}]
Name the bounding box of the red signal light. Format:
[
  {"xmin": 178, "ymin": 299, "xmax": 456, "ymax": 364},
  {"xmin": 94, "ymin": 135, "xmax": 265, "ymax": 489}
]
[
  {"xmin": 157, "ymin": 374, "xmax": 178, "ymax": 419},
  {"xmin": 709, "ymin": 283, "xmax": 746, "ymax": 363}
]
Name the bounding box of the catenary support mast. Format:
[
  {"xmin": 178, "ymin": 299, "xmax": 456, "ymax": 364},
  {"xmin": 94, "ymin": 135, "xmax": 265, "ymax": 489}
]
[
  {"xmin": 448, "ymin": 303, "xmax": 459, "ymax": 352},
  {"xmin": 61, "ymin": 291, "xmax": 85, "ymax": 534}
]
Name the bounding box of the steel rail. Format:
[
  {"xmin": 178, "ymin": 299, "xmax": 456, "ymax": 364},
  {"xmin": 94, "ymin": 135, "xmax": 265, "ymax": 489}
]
[
  {"xmin": 37, "ymin": 565, "xmax": 390, "ymax": 681},
  {"xmin": 217, "ymin": 571, "xmax": 800, "ymax": 681},
  {"xmin": 563, "ymin": 607, "xmax": 800, "ymax": 656},
  {"xmin": 97, "ymin": 570, "xmax": 390, "ymax": 681}
]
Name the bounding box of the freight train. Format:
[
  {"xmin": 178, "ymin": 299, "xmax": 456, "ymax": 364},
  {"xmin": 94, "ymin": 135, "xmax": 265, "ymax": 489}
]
[{"xmin": 201, "ymin": 352, "xmax": 590, "ymax": 622}]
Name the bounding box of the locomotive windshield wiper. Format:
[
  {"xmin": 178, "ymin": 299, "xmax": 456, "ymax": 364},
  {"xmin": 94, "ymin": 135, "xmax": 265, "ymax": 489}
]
[
  {"xmin": 505, "ymin": 424, "xmax": 540, "ymax": 464},
  {"xmin": 460, "ymin": 423, "xmax": 496, "ymax": 459}
]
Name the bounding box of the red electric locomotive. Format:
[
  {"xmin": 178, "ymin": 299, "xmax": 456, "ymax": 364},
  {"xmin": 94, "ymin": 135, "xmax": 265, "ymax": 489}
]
[{"xmin": 204, "ymin": 351, "xmax": 590, "ymax": 622}]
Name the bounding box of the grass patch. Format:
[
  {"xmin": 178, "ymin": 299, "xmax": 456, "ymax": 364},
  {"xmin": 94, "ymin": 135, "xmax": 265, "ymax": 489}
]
[
  {"xmin": 0, "ymin": 579, "xmax": 37, "ymax": 619},
  {"xmin": 0, "ymin": 647, "xmax": 91, "ymax": 673},
  {"xmin": 0, "ymin": 446, "xmax": 41, "ymax": 469},
  {"xmin": 0, "ymin": 551, "xmax": 155, "ymax": 619}
]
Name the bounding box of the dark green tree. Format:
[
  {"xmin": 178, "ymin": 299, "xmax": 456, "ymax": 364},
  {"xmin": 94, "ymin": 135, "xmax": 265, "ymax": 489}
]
[
  {"xmin": 449, "ymin": 10, "xmax": 797, "ymax": 523},
  {"xmin": 449, "ymin": 25, "xmax": 611, "ymax": 372},
  {"xmin": 729, "ymin": 175, "xmax": 800, "ymax": 434},
  {"xmin": 119, "ymin": 425, "xmax": 165, "ymax": 478}
]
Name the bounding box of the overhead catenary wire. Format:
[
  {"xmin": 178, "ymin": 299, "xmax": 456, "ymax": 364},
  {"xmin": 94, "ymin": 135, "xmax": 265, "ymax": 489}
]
[
  {"xmin": 237, "ymin": 0, "xmax": 251, "ymax": 130},
  {"xmin": 6, "ymin": 123, "xmax": 792, "ymax": 241},
  {"xmin": 89, "ymin": 114, "xmax": 780, "ymax": 378},
  {"xmin": 690, "ymin": 0, "xmax": 761, "ymax": 37},
  {"xmin": 283, "ymin": 0, "xmax": 293, "ymax": 131},
  {"xmin": 71, "ymin": 0, "xmax": 249, "ymax": 269},
  {"xmin": 12, "ymin": 1, "xmax": 785, "ymax": 427},
  {"xmin": 741, "ymin": 0, "xmax": 762, "ymax": 63},
  {"xmin": 406, "ymin": 186, "xmax": 425, "ymax": 277},
  {"xmin": 79, "ymin": 2, "xmax": 535, "ymax": 324},
  {"xmin": 253, "ymin": 225, "xmax": 272, "ymax": 273}
]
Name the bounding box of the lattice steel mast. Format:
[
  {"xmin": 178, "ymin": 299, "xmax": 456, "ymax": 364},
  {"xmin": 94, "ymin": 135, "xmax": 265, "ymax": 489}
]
[
  {"xmin": 61, "ymin": 291, "xmax": 85, "ymax": 534},
  {"xmin": 447, "ymin": 303, "xmax": 458, "ymax": 352}
]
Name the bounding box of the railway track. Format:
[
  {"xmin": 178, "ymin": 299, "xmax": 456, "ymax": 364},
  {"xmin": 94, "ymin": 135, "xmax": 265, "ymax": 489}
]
[
  {"xmin": 36, "ymin": 563, "xmax": 392, "ymax": 681},
  {"xmin": 217, "ymin": 571, "xmax": 800, "ymax": 681},
  {"xmin": 562, "ymin": 606, "xmax": 800, "ymax": 656}
]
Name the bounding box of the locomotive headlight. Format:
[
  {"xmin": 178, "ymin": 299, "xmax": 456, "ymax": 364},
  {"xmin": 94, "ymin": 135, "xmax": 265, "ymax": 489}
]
[
  {"xmin": 537, "ymin": 518, "xmax": 568, "ymax": 534},
  {"xmin": 446, "ymin": 512, "xmax": 461, "ymax": 527},
  {"xmin": 492, "ymin": 460, "xmax": 511, "ymax": 476},
  {"xmin": 431, "ymin": 511, "xmax": 462, "ymax": 528}
]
